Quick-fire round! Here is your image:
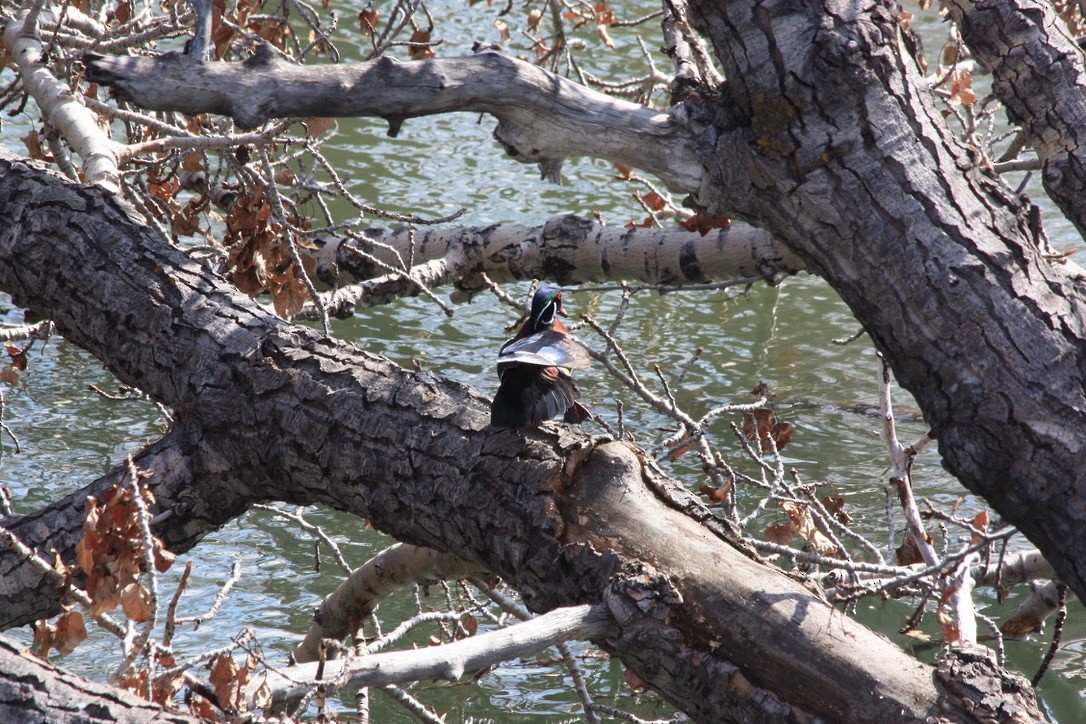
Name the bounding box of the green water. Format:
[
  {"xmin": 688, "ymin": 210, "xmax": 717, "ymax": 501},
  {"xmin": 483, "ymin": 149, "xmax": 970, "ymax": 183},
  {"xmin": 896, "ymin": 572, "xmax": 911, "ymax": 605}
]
[{"xmin": 2, "ymin": 0, "xmax": 1085, "ymax": 721}]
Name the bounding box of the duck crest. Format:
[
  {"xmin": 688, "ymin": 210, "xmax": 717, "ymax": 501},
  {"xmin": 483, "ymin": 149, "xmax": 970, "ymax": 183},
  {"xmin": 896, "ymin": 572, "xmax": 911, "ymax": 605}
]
[{"xmin": 490, "ymin": 286, "xmax": 591, "ymax": 428}]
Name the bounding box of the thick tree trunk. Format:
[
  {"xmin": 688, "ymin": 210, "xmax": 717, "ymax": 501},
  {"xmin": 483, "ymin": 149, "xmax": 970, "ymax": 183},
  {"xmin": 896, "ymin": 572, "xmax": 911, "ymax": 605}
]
[
  {"xmin": 0, "ymin": 153, "xmax": 1035, "ymax": 721},
  {"xmin": 0, "ymin": 636, "xmax": 200, "ymax": 724},
  {"xmin": 687, "ymin": 0, "xmax": 1086, "ymax": 601}
]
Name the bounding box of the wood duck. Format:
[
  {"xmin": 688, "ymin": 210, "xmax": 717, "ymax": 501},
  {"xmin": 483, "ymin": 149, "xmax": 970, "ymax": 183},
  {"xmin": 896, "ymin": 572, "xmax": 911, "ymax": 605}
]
[{"xmin": 490, "ymin": 286, "xmax": 591, "ymax": 428}]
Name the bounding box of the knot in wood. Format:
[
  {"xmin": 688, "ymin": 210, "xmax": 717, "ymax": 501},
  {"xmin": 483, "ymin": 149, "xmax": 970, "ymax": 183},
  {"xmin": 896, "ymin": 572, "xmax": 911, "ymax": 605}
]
[{"xmin": 605, "ymin": 562, "xmax": 683, "ymax": 625}]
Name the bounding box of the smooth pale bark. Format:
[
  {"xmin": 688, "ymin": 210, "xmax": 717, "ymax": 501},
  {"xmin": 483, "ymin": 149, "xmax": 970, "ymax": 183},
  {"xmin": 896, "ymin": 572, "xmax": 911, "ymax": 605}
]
[
  {"xmin": 0, "ymin": 635, "xmax": 201, "ymax": 723},
  {"xmin": 83, "ymin": 48, "xmax": 703, "ymax": 192},
  {"xmin": 265, "ymin": 605, "xmax": 614, "ymax": 707},
  {"xmin": 0, "ymin": 153, "xmax": 1032, "ymax": 722},
  {"xmin": 3, "ymin": 15, "xmax": 121, "ymax": 191},
  {"xmin": 687, "ymin": 0, "xmax": 1086, "ymax": 604},
  {"xmin": 306, "ymin": 215, "xmax": 803, "ymax": 317},
  {"xmin": 314, "ymin": 216, "xmax": 800, "ymax": 287},
  {"xmin": 293, "ymin": 543, "xmax": 485, "ymax": 663}
]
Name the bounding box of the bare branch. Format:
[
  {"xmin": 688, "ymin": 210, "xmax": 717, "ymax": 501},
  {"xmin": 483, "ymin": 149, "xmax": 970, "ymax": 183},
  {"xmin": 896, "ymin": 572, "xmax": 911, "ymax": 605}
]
[
  {"xmin": 84, "ymin": 49, "xmax": 705, "ymax": 192},
  {"xmin": 258, "ymin": 604, "xmax": 615, "ymax": 707}
]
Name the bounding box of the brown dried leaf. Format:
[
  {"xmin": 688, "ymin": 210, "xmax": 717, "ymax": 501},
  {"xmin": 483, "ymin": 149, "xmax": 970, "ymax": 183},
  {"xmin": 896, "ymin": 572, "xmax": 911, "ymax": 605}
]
[
  {"xmin": 0, "ymin": 366, "xmax": 20, "ymax": 385},
  {"xmin": 112, "ymin": 0, "xmax": 132, "ymax": 26},
  {"xmin": 494, "ymin": 19, "xmax": 511, "ymax": 44},
  {"xmin": 358, "ymin": 9, "xmax": 378, "ymax": 34},
  {"xmin": 699, "ymin": 480, "xmax": 732, "ymax": 505},
  {"xmin": 640, "ymin": 191, "xmax": 666, "ymax": 212},
  {"xmin": 120, "ymin": 582, "xmax": 152, "ymax": 623},
  {"xmin": 895, "ymin": 531, "xmax": 933, "ymax": 566},
  {"xmin": 742, "ymin": 409, "xmax": 793, "ymax": 451},
  {"xmin": 303, "ymin": 117, "xmax": 332, "ymax": 139},
  {"xmin": 271, "ymin": 275, "xmax": 311, "ymax": 320},
  {"xmin": 190, "ymin": 694, "xmax": 220, "ymax": 720},
  {"xmin": 4, "ymin": 344, "xmax": 27, "ymax": 374},
  {"xmin": 408, "ymin": 29, "xmax": 435, "ymax": 60},
  {"xmin": 613, "ymin": 162, "xmax": 635, "ymax": 180},
  {"xmin": 948, "ymin": 68, "xmax": 975, "ymax": 106},
  {"xmin": 53, "ymin": 612, "xmax": 88, "ymax": 655},
  {"xmin": 970, "ymin": 509, "xmax": 989, "ymax": 545},
  {"xmin": 459, "ymin": 612, "xmax": 479, "ymax": 638},
  {"xmin": 680, "ymin": 210, "xmax": 731, "ymax": 236},
  {"xmin": 762, "ymin": 523, "xmax": 794, "ymax": 546},
  {"xmin": 209, "ymin": 654, "xmax": 245, "ymax": 712},
  {"xmin": 781, "ymin": 501, "xmax": 838, "ymax": 554},
  {"xmin": 1001, "ymin": 613, "xmax": 1043, "ymax": 638},
  {"xmin": 32, "ymin": 620, "xmax": 56, "ymax": 658},
  {"xmin": 623, "ymin": 666, "xmax": 648, "ymax": 690},
  {"xmin": 527, "ymin": 8, "xmax": 543, "ymax": 31},
  {"xmin": 821, "ymin": 495, "xmax": 852, "ymax": 525},
  {"xmin": 181, "ymin": 151, "xmax": 205, "ymax": 173},
  {"xmin": 21, "ymin": 130, "xmax": 49, "ymax": 162},
  {"xmin": 251, "ymin": 681, "xmax": 273, "ymax": 711}
]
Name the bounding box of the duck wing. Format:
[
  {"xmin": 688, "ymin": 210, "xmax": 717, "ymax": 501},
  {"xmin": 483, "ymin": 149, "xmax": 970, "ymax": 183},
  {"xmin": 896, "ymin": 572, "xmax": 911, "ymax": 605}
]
[
  {"xmin": 496, "ymin": 330, "xmax": 590, "ymax": 371},
  {"xmin": 490, "ymin": 365, "xmax": 582, "ymax": 428}
]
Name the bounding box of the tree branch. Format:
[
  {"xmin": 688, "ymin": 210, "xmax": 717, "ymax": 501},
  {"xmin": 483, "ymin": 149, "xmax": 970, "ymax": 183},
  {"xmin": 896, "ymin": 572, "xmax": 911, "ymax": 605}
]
[
  {"xmin": 261, "ymin": 604, "xmax": 614, "ymax": 709},
  {"xmin": 293, "ymin": 543, "xmax": 484, "ymax": 663},
  {"xmin": 83, "ymin": 47, "xmax": 704, "ymax": 192}
]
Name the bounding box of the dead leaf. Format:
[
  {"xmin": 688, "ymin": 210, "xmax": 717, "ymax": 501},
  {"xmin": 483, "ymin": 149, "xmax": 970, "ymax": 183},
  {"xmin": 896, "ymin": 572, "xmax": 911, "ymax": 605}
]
[
  {"xmin": 459, "ymin": 612, "xmax": 478, "ymax": 638},
  {"xmin": 494, "ymin": 19, "xmax": 511, "ymax": 44},
  {"xmin": 32, "ymin": 620, "xmax": 56, "ymax": 658},
  {"xmin": 21, "ymin": 130, "xmax": 50, "ymax": 162},
  {"xmin": 970, "ymin": 509, "xmax": 989, "ymax": 545},
  {"xmin": 120, "ymin": 582, "xmax": 152, "ymax": 622},
  {"xmin": 700, "ymin": 480, "xmax": 732, "ymax": 506},
  {"xmin": 271, "ymin": 275, "xmax": 310, "ymax": 320},
  {"xmin": 53, "ymin": 612, "xmax": 88, "ymax": 655},
  {"xmin": 408, "ymin": 29, "xmax": 435, "ymax": 60},
  {"xmin": 821, "ymin": 495, "xmax": 852, "ymax": 525},
  {"xmin": 895, "ymin": 532, "xmax": 933, "ymax": 566},
  {"xmin": 613, "ymin": 162, "xmax": 635, "ymax": 180},
  {"xmin": 0, "ymin": 366, "xmax": 19, "ymax": 385},
  {"xmin": 742, "ymin": 409, "xmax": 794, "ymax": 451},
  {"xmin": 209, "ymin": 654, "xmax": 247, "ymax": 713},
  {"xmin": 303, "ymin": 117, "xmax": 332, "ymax": 139},
  {"xmin": 624, "ymin": 666, "xmax": 648, "ymax": 690},
  {"xmin": 527, "ymin": 8, "xmax": 543, "ymax": 31},
  {"xmin": 763, "ymin": 523, "xmax": 794, "ymax": 546},
  {"xmin": 781, "ymin": 501, "xmax": 838, "ymax": 554},
  {"xmin": 640, "ymin": 191, "xmax": 666, "ymax": 212},
  {"xmin": 358, "ymin": 9, "xmax": 378, "ymax": 34},
  {"xmin": 1001, "ymin": 613, "xmax": 1043, "ymax": 638},
  {"xmin": 680, "ymin": 210, "xmax": 731, "ymax": 236}
]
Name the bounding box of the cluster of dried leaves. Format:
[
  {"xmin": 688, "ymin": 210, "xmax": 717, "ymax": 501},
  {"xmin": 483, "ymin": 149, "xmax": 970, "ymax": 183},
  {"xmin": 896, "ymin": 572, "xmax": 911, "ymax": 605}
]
[{"xmin": 76, "ymin": 483, "xmax": 175, "ymax": 621}]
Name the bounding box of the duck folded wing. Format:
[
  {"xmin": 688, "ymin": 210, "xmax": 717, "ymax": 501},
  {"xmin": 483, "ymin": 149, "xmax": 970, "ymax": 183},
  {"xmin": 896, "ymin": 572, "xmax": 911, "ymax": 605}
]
[
  {"xmin": 490, "ymin": 365, "xmax": 582, "ymax": 428},
  {"xmin": 496, "ymin": 331, "xmax": 591, "ymax": 371}
]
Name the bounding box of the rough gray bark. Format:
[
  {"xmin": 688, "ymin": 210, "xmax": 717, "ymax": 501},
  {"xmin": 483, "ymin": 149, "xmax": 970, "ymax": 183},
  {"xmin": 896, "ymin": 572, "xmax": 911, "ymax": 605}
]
[
  {"xmin": 946, "ymin": 0, "xmax": 1086, "ymax": 240},
  {"xmin": 0, "ymin": 635, "xmax": 200, "ymax": 724},
  {"xmin": 0, "ymin": 153, "xmax": 1031, "ymax": 722},
  {"xmin": 686, "ymin": 0, "xmax": 1086, "ymax": 602}
]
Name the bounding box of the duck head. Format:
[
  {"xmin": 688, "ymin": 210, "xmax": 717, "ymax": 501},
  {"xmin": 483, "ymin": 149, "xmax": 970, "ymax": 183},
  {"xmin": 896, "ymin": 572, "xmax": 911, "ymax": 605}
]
[{"xmin": 530, "ymin": 286, "xmax": 567, "ymax": 333}]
